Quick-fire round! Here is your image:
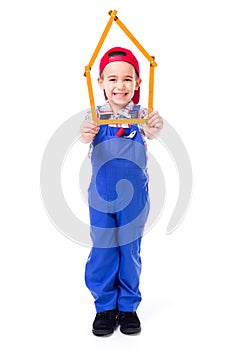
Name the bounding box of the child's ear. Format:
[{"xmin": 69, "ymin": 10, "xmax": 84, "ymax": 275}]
[
  {"xmin": 135, "ymin": 78, "xmax": 142, "ymax": 90},
  {"xmin": 98, "ymin": 77, "xmax": 104, "ymax": 90}
]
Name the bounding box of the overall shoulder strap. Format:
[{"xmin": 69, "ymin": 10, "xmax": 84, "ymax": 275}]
[{"xmin": 129, "ymin": 104, "xmax": 140, "ymax": 119}]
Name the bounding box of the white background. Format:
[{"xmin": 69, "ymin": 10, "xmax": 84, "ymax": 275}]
[{"xmin": 1, "ymin": 0, "xmax": 233, "ymax": 349}]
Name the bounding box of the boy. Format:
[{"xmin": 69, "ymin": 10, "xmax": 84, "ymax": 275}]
[{"xmin": 80, "ymin": 47, "xmax": 163, "ymax": 336}]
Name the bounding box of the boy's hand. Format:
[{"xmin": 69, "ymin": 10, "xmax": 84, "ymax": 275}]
[
  {"xmin": 143, "ymin": 111, "xmax": 163, "ymax": 139},
  {"xmin": 80, "ymin": 120, "xmax": 99, "ymax": 143}
]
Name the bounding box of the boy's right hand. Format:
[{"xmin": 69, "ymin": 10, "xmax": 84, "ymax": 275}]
[{"xmin": 80, "ymin": 120, "xmax": 99, "ymax": 143}]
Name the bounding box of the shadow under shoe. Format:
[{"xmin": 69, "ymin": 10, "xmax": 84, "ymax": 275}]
[
  {"xmin": 118, "ymin": 311, "xmax": 141, "ymax": 335},
  {"xmin": 92, "ymin": 309, "xmax": 118, "ymax": 336}
]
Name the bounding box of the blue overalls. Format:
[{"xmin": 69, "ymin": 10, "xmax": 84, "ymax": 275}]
[{"xmin": 85, "ymin": 105, "xmax": 150, "ymax": 312}]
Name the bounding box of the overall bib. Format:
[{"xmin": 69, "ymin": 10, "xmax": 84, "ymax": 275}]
[{"xmin": 85, "ymin": 106, "xmax": 150, "ymax": 312}]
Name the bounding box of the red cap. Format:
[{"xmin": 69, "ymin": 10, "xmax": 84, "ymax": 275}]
[{"xmin": 99, "ymin": 47, "xmax": 140, "ymax": 104}]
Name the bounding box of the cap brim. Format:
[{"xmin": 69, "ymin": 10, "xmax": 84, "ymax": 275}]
[{"xmin": 132, "ymin": 88, "xmax": 140, "ymax": 104}]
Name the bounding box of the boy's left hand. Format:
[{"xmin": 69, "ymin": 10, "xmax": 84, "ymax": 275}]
[{"xmin": 143, "ymin": 111, "xmax": 163, "ymax": 139}]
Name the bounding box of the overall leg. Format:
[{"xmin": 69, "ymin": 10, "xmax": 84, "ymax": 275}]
[
  {"xmin": 117, "ymin": 238, "xmax": 142, "ymax": 311},
  {"xmin": 85, "ymin": 208, "xmax": 120, "ymax": 312},
  {"xmin": 85, "ymin": 246, "xmax": 120, "ymax": 312},
  {"xmin": 116, "ymin": 188, "xmax": 150, "ymax": 311}
]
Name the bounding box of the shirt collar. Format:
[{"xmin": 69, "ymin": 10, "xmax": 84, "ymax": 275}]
[{"xmin": 98, "ymin": 101, "xmax": 135, "ymax": 119}]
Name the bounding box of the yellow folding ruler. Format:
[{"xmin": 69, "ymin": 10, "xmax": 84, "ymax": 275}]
[{"xmin": 84, "ymin": 9, "xmax": 157, "ymax": 125}]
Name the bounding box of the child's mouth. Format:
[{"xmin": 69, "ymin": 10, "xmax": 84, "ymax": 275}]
[{"xmin": 113, "ymin": 92, "xmax": 128, "ymax": 97}]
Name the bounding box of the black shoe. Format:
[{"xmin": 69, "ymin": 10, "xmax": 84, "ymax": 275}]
[
  {"xmin": 92, "ymin": 309, "xmax": 118, "ymax": 336},
  {"xmin": 118, "ymin": 311, "xmax": 141, "ymax": 335}
]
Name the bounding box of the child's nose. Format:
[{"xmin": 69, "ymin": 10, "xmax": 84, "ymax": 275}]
[{"xmin": 116, "ymin": 80, "xmax": 125, "ymax": 89}]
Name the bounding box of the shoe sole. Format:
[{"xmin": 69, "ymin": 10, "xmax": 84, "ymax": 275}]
[
  {"xmin": 92, "ymin": 328, "xmax": 115, "ymax": 336},
  {"xmin": 120, "ymin": 326, "xmax": 141, "ymax": 335}
]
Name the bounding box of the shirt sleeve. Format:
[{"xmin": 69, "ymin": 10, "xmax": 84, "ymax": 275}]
[
  {"xmin": 138, "ymin": 106, "xmax": 148, "ymax": 132},
  {"xmin": 85, "ymin": 108, "xmax": 99, "ymax": 121},
  {"xmin": 139, "ymin": 106, "xmax": 149, "ymax": 120}
]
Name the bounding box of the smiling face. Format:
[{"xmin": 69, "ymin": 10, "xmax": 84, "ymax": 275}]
[{"xmin": 98, "ymin": 61, "xmax": 141, "ymax": 113}]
